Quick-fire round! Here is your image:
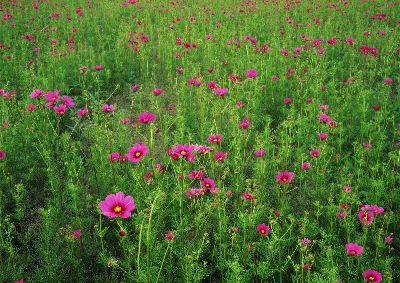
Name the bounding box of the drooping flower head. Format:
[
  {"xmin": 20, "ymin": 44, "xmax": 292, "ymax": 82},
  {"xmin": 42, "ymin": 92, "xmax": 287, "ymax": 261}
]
[
  {"xmin": 126, "ymin": 143, "xmax": 149, "ymax": 163},
  {"xmin": 276, "ymin": 171, "xmax": 295, "ymax": 184},
  {"xmin": 256, "ymin": 223, "xmax": 270, "ymax": 236},
  {"xmin": 363, "ymin": 269, "xmax": 382, "ymax": 283},
  {"xmin": 345, "ymin": 243, "xmax": 364, "ymax": 256},
  {"xmin": 99, "ymin": 192, "xmax": 136, "ymax": 219}
]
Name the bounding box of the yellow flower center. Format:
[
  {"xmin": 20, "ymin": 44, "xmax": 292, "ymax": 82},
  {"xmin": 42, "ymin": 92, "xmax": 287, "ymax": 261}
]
[
  {"xmin": 180, "ymin": 150, "xmax": 187, "ymax": 155},
  {"xmin": 368, "ymin": 276, "xmax": 375, "ymax": 282},
  {"xmin": 135, "ymin": 151, "xmax": 142, "ymax": 157},
  {"xmin": 114, "ymin": 206, "xmax": 122, "ymax": 213}
]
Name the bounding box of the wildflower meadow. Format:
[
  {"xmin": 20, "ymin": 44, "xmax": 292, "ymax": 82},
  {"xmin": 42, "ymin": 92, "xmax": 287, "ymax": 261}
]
[{"xmin": 0, "ymin": 0, "xmax": 399, "ymax": 282}]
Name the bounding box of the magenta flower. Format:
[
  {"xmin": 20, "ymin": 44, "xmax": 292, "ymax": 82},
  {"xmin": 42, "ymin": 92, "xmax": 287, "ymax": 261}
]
[
  {"xmin": 256, "ymin": 223, "xmax": 270, "ymax": 236},
  {"xmin": 310, "ymin": 149, "xmax": 320, "ymax": 158},
  {"xmin": 345, "ymin": 243, "xmax": 364, "ymax": 256},
  {"xmin": 318, "ymin": 133, "xmax": 328, "ymax": 140},
  {"xmin": 358, "ymin": 211, "xmax": 374, "ymax": 225},
  {"xmin": 0, "ymin": 150, "xmax": 6, "ymax": 159},
  {"xmin": 214, "ymin": 87, "xmax": 228, "ymax": 97},
  {"xmin": 109, "ymin": 152, "xmax": 121, "ymax": 162},
  {"xmin": 62, "ymin": 95, "xmax": 75, "ymax": 108},
  {"xmin": 254, "ymin": 149, "xmax": 266, "ymax": 157},
  {"xmin": 152, "ymin": 88, "xmax": 164, "ymax": 96},
  {"xmin": 99, "ymin": 192, "xmax": 135, "ymax": 219},
  {"xmin": 242, "ymin": 191, "xmax": 256, "ymax": 202},
  {"xmin": 72, "ymin": 229, "xmax": 81, "ymax": 239},
  {"xmin": 301, "ymin": 238, "xmax": 312, "ymax": 245},
  {"xmin": 202, "ymin": 178, "xmax": 215, "ymax": 190},
  {"xmin": 208, "ymin": 134, "xmax": 222, "ymax": 144},
  {"xmin": 384, "ymin": 235, "xmax": 393, "ymax": 245},
  {"xmin": 54, "ymin": 104, "xmax": 67, "ymax": 116},
  {"xmin": 245, "ymin": 68, "xmax": 257, "ymax": 78},
  {"xmin": 214, "ymin": 151, "xmax": 228, "ymax": 162},
  {"xmin": 94, "ymin": 64, "xmax": 103, "ymax": 70},
  {"xmin": 283, "ymin": 97, "xmax": 292, "ymax": 104},
  {"xmin": 164, "ymin": 231, "xmax": 175, "ymax": 241},
  {"xmin": 102, "ymin": 104, "xmax": 114, "ymax": 113},
  {"xmin": 276, "ymin": 171, "xmax": 295, "ymax": 184},
  {"xmin": 26, "ymin": 104, "xmax": 36, "ymax": 112},
  {"xmin": 189, "ymin": 171, "xmax": 204, "ymax": 180},
  {"xmin": 130, "ymin": 84, "xmax": 139, "ymax": 91},
  {"xmin": 30, "ymin": 89, "xmax": 44, "ymax": 99},
  {"xmin": 136, "ymin": 112, "xmax": 156, "ymax": 124},
  {"xmin": 301, "ymin": 162, "xmax": 310, "ymax": 170},
  {"xmin": 363, "ymin": 269, "xmax": 382, "ymax": 283},
  {"xmin": 77, "ymin": 108, "xmax": 88, "ymax": 117},
  {"xmin": 126, "ymin": 143, "xmax": 149, "ymax": 163},
  {"xmin": 238, "ymin": 117, "xmax": 251, "ymax": 129}
]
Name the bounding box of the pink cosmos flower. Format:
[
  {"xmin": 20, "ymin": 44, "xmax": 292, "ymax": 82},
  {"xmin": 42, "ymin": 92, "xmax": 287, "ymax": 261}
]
[
  {"xmin": 0, "ymin": 150, "xmax": 6, "ymax": 159},
  {"xmin": 256, "ymin": 223, "xmax": 270, "ymax": 236},
  {"xmin": 26, "ymin": 104, "xmax": 36, "ymax": 112},
  {"xmin": 384, "ymin": 235, "xmax": 393, "ymax": 245},
  {"xmin": 136, "ymin": 112, "xmax": 156, "ymax": 124},
  {"xmin": 236, "ymin": 101, "xmax": 246, "ymax": 107},
  {"xmin": 214, "ymin": 151, "xmax": 228, "ymax": 162},
  {"xmin": 336, "ymin": 211, "xmax": 347, "ymax": 218},
  {"xmin": 189, "ymin": 171, "xmax": 204, "ymax": 180},
  {"xmin": 276, "ymin": 171, "xmax": 295, "ymax": 184},
  {"xmin": 102, "ymin": 104, "xmax": 114, "ymax": 113},
  {"xmin": 44, "ymin": 90, "xmax": 60, "ymax": 105},
  {"xmin": 77, "ymin": 108, "xmax": 88, "ymax": 117},
  {"xmin": 62, "ymin": 96, "xmax": 75, "ymax": 108},
  {"xmin": 170, "ymin": 144, "xmax": 196, "ymax": 163},
  {"xmin": 358, "ymin": 211, "xmax": 374, "ymax": 225},
  {"xmin": 301, "ymin": 238, "xmax": 312, "ymax": 245},
  {"xmin": 242, "ymin": 191, "xmax": 256, "ymax": 201},
  {"xmin": 254, "ymin": 149, "xmax": 266, "ymax": 157},
  {"xmin": 345, "ymin": 243, "xmax": 364, "ymax": 256},
  {"xmin": 363, "ymin": 269, "xmax": 382, "ymax": 283},
  {"xmin": 185, "ymin": 187, "xmax": 206, "ymax": 198},
  {"xmin": 301, "ymin": 162, "xmax": 310, "ymax": 170},
  {"xmin": 72, "ymin": 229, "xmax": 81, "ymax": 239},
  {"xmin": 152, "ymin": 88, "xmax": 164, "ymax": 96},
  {"xmin": 283, "ymin": 97, "xmax": 292, "ymax": 104},
  {"xmin": 94, "ymin": 65, "xmax": 103, "ymax": 70},
  {"xmin": 310, "ymin": 149, "xmax": 320, "ymax": 158},
  {"xmin": 99, "ymin": 192, "xmax": 135, "ymax": 219},
  {"xmin": 202, "ymin": 178, "xmax": 215, "ymax": 190},
  {"xmin": 303, "ymin": 263, "xmax": 312, "ymax": 270},
  {"xmin": 126, "ymin": 143, "xmax": 149, "ymax": 163},
  {"xmin": 214, "ymin": 88, "xmax": 228, "ymax": 97},
  {"xmin": 109, "ymin": 152, "xmax": 121, "ymax": 162},
  {"xmin": 14, "ymin": 279, "xmax": 26, "ymax": 283},
  {"xmin": 245, "ymin": 69, "xmax": 257, "ymax": 78},
  {"xmin": 318, "ymin": 133, "xmax": 328, "ymax": 140},
  {"xmin": 54, "ymin": 104, "xmax": 67, "ymax": 116},
  {"xmin": 238, "ymin": 117, "xmax": 251, "ymax": 129},
  {"xmin": 343, "ymin": 186, "xmax": 352, "ymax": 192},
  {"xmin": 130, "ymin": 84, "xmax": 139, "ymax": 91},
  {"xmin": 208, "ymin": 134, "xmax": 222, "ymax": 144},
  {"xmin": 383, "ymin": 78, "xmax": 393, "ymax": 85},
  {"xmin": 30, "ymin": 89, "xmax": 44, "ymax": 99},
  {"xmin": 164, "ymin": 231, "xmax": 175, "ymax": 241}
]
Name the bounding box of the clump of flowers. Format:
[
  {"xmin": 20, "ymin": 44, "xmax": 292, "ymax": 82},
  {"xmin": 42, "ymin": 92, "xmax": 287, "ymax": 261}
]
[{"xmin": 358, "ymin": 204, "xmax": 384, "ymax": 225}]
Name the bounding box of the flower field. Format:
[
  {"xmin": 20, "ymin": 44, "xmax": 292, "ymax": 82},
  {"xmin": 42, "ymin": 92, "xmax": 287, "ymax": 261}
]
[{"xmin": 0, "ymin": 0, "xmax": 399, "ymax": 282}]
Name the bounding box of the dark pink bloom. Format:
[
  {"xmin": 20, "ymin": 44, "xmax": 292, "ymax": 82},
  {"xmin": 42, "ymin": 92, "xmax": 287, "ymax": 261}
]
[
  {"xmin": 276, "ymin": 171, "xmax": 295, "ymax": 184},
  {"xmin": 72, "ymin": 229, "xmax": 81, "ymax": 239},
  {"xmin": 384, "ymin": 236, "xmax": 393, "ymax": 245},
  {"xmin": 363, "ymin": 143, "xmax": 373, "ymax": 148},
  {"xmin": 0, "ymin": 150, "xmax": 6, "ymax": 159},
  {"xmin": 318, "ymin": 133, "xmax": 328, "ymax": 140},
  {"xmin": 102, "ymin": 104, "xmax": 114, "ymax": 113},
  {"xmin": 283, "ymin": 97, "xmax": 292, "ymax": 104},
  {"xmin": 164, "ymin": 231, "xmax": 175, "ymax": 241},
  {"xmin": 136, "ymin": 112, "xmax": 156, "ymax": 124},
  {"xmin": 343, "ymin": 186, "xmax": 352, "ymax": 192},
  {"xmin": 189, "ymin": 171, "xmax": 204, "ymax": 180},
  {"xmin": 256, "ymin": 223, "xmax": 270, "ymax": 236},
  {"xmin": 126, "ymin": 143, "xmax": 149, "ymax": 163},
  {"xmin": 303, "ymin": 263, "xmax": 312, "ymax": 270},
  {"xmin": 238, "ymin": 117, "xmax": 251, "ymax": 129},
  {"xmin": 30, "ymin": 89, "xmax": 44, "ymax": 99},
  {"xmin": 202, "ymin": 178, "xmax": 215, "ymax": 190},
  {"xmin": 130, "ymin": 84, "xmax": 140, "ymax": 91},
  {"xmin": 214, "ymin": 88, "xmax": 228, "ymax": 97},
  {"xmin": 310, "ymin": 149, "xmax": 320, "ymax": 158},
  {"xmin": 363, "ymin": 269, "xmax": 382, "ymax": 283},
  {"xmin": 254, "ymin": 149, "xmax": 266, "ymax": 157},
  {"xmin": 14, "ymin": 279, "xmax": 26, "ymax": 283},
  {"xmin": 77, "ymin": 108, "xmax": 88, "ymax": 117},
  {"xmin": 245, "ymin": 69, "xmax": 257, "ymax": 78},
  {"xmin": 301, "ymin": 162, "xmax": 310, "ymax": 170},
  {"xmin": 345, "ymin": 243, "xmax": 364, "ymax": 256},
  {"xmin": 94, "ymin": 65, "xmax": 103, "ymax": 70},
  {"xmin": 170, "ymin": 144, "xmax": 196, "ymax": 163},
  {"xmin": 62, "ymin": 96, "xmax": 75, "ymax": 108},
  {"xmin": 54, "ymin": 104, "xmax": 67, "ymax": 116},
  {"xmin": 152, "ymin": 88, "xmax": 164, "ymax": 96},
  {"xmin": 207, "ymin": 81, "xmax": 217, "ymax": 89},
  {"xmin": 26, "ymin": 104, "xmax": 36, "ymax": 112},
  {"xmin": 99, "ymin": 192, "xmax": 135, "ymax": 219},
  {"xmin": 336, "ymin": 211, "xmax": 347, "ymax": 218},
  {"xmin": 242, "ymin": 191, "xmax": 255, "ymax": 201},
  {"xmin": 208, "ymin": 134, "xmax": 222, "ymax": 144},
  {"xmin": 358, "ymin": 211, "xmax": 374, "ymax": 225},
  {"xmin": 44, "ymin": 90, "xmax": 60, "ymax": 105},
  {"xmin": 109, "ymin": 152, "xmax": 121, "ymax": 162},
  {"xmin": 214, "ymin": 151, "xmax": 228, "ymax": 162},
  {"xmin": 383, "ymin": 78, "xmax": 393, "ymax": 85}
]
